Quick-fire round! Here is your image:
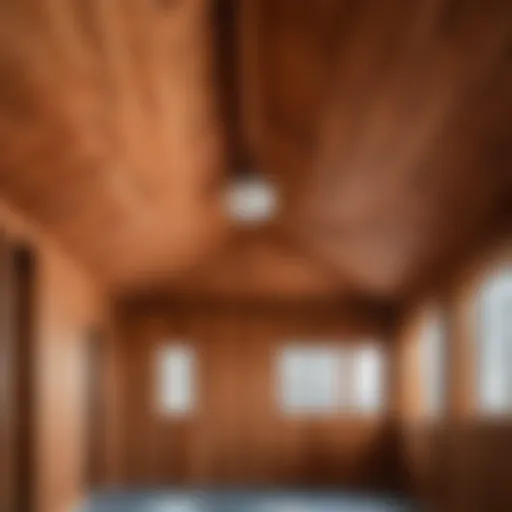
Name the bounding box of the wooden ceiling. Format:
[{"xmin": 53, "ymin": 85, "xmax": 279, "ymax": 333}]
[
  {"xmin": 0, "ymin": 0, "xmax": 227, "ymax": 289},
  {"xmin": 0, "ymin": 0, "xmax": 510, "ymax": 299}
]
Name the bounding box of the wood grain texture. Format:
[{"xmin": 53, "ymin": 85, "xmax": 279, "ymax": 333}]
[
  {"xmin": 394, "ymin": 234, "xmax": 512, "ymax": 511},
  {"xmin": 0, "ymin": 0, "xmax": 225, "ymax": 291},
  {"xmin": 114, "ymin": 301, "xmax": 405, "ymax": 490},
  {"xmin": 0, "ymin": 0, "xmax": 509, "ymax": 298},
  {"xmin": 0, "ymin": 199, "xmax": 111, "ymax": 512},
  {"xmin": 242, "ymin": 0, "xmax": 512, "ymax": 296}
]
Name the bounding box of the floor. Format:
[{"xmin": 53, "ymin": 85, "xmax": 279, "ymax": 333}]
[{"xmin": 83, "ymin": 490, "xmax": 417, "ymax": 512}]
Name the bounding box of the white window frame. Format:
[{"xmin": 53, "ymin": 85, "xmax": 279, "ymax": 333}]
[
  {"xmin": 156, "ymin": 344, "xmax": 196, "ymax": 417},
  {"xmin": 278, "ymin": 345, "xmax": 346, "ymax": 415},
  {"xmin": 477, "ymin": 268, "xmax": 512, "ymax": 416},
  {"xmin": 277, "ymin": 341, "xmax": 386, "ymax": 417},
  {"xmin": 419, "ymin": 308, "xmax": 447, "ymax": 419},
  {"xmin": 351, "ymin": 344, "xmax": 386, "ymax": 415}
]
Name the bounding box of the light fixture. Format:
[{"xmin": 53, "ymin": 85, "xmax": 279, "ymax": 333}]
[{"xmin": 225, "ymin": 172, "xmax": 278, "ymax": 224}]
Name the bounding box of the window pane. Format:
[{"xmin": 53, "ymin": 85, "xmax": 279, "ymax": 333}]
[
  {"xmin": 420, "ymin": 311, "xmax": 446, "ymax": 418},
  {"xmin": 353, "ymin": 346, "xmax": 384, "ymax": 413},
  {"xmin": 279, "ymin": 346, "xmax": 343, "ymax": 414},
  {"xmin": 157, "ymin": 345, "xmax": 195, "ymax": 415},
  {"xmin": 479, "ymin": 270, "xmax": 512, "ymax": 414}
]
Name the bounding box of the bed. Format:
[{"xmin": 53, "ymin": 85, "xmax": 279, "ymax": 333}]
[{"xmin": 83, "ymin": 489, "xmax": 417, "ymax": 512}]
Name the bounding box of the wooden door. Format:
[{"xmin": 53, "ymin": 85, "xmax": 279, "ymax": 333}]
[
  {"xmin": 13, "ymin": 246, "xmax": 37, "ymax": 512},
  {"xmin": 0, "ymin": 244, "xmax": 37, "ymax": 512},
  {"xmin": 0, "ymin": 232, "xmax": 14, "ymax": 512}
]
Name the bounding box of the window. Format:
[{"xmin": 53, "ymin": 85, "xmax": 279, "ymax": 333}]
[
  {"xmin": 278, "ymin": 343, "xmax": 385, "ymax": 415},
  {"xmin": 156, "ymin": 345, "xmax": 195, "ymax": 415},
  {"xmin": 279, "ymin": 346, "xmax": 344, "ymax": 413},
  {"xmin": 478, "ymin": 268, "xmax": 512, "ymax": 414},
  {"xmin": 352, "ymin": 345, "xmax": 385, "ymax": 414},
  {"xmin": 419, "ymin": 309, "xmax": 446, "ymax": 418}
]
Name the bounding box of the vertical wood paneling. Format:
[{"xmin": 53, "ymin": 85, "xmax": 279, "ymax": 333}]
[
  {"xmin": 394, "ymin": 237, "xmax": 512, "ymax": 510},
  {"xmin": 116, "ymin": 302, "xmax": 401, "ymax": 490},
  {"xmin": 0, "ymin": 201, "xmax": 110, "ymax": 512}
]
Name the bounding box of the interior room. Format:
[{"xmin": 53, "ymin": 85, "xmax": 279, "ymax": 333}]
[{"xmin": 0, "ymin": 0, "xmax": 511, "ymax": 511}]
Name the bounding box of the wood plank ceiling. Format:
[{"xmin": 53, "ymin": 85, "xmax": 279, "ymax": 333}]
[{"xmin": 0, "ymin": 0, "xmax": 510, "ymax": 299}]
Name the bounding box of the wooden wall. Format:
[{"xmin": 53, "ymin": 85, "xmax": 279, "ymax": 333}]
[
  {"xmin": 0, "ymin": 199, "xmax": 110, "ymax": 512},
  {"xmin": 394, "ymin": 235, "xmax": 512, "ymax": 511},
  {"xmin": 114, "ymin": 300, "xmax": 405, "ymax": 491}
]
